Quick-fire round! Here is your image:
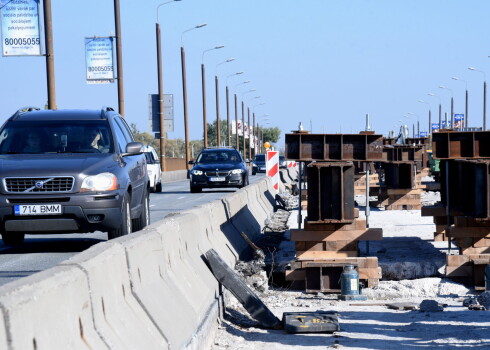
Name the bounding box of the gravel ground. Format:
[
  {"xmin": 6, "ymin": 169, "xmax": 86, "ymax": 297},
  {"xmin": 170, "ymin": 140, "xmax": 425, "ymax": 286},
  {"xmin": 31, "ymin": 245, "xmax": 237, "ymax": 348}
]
[{"xmin": 211, "ymin": 190, "xmax": 490, "ymax": 350}]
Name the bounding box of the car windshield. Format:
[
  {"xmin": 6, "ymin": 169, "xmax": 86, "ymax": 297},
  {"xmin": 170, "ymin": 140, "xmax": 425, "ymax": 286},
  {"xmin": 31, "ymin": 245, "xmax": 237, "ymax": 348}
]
[
  {"xmin": 0, "ymin": 120, "xmax": 114, "ymax": 154},
  {"xmin": 197, "ymin": 150, "xmax": 240, "ymax": 164},
  {"xmin": 254, "ymin": 154, "xmax": 265, "ymax": 162}
]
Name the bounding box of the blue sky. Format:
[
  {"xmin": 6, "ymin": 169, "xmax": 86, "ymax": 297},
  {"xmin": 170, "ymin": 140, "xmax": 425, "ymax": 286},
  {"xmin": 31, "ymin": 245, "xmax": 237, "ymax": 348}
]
[{"xmin": 1, "ymin": 0, "xmax": 490, "ymax": 148}]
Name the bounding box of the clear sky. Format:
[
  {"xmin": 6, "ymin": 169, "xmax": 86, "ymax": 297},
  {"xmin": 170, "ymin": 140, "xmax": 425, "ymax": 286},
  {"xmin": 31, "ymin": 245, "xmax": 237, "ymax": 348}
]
[{"xmin": 1, "ymin": 0, "xmax": 490, "ymax": 148}]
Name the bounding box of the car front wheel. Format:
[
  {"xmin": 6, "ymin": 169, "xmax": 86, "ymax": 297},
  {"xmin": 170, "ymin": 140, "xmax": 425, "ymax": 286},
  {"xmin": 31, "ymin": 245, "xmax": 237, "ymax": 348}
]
[
  {"xmin": 190, "ymin": 185, "xmax": 202, "ymax": 193},
  {"xmin": 2, "ymin": 232, "xmax": 25, "ymax": 245},
  {"xmin": 108, "ymin": 192, "xmax": 131, "ymax": 239},
  {"xmin": 133, "ymin": 190, "xmax": 149, "ymax": 232}
]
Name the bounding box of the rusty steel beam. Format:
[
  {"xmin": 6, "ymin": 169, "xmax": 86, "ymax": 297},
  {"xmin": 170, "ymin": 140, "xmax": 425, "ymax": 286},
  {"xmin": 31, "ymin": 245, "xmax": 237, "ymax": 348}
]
[
  {"xmin": 306, "ymin": 162, "xmax": 355, "ymax": 224},
  {"xmin": 441, "ymin": 159, "xmax": 490, "ymax": 218},
  {"xmin": 382, "ymin": 162, "xmax": 414, "ymax": 189},
  {"xmin": 285, "ymin": 133, "xmax": 383, "ymax": 161},
  {"xmin": 432, "ymin": 131, "xmax": 490, "ymax": 159}
]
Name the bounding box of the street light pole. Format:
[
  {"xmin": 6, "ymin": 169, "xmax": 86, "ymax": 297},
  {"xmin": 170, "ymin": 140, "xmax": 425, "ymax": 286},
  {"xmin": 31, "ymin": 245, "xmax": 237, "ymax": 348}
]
[
  {"xmin": 439, "ymin": 86, "xmax": 454, "ymax": 128},
  {"xmin": 114, "ymin": 0, "xmax": 124, "ymax": 116},
  {"xmin": 418, "ymin": 100, "xmax": 432, "ymax": 135},
  {"xmin": 452, "ymin": 77, "xmax": 468, "ymax": 129},
  {"xmin": 226, "ymin": 72, "xmax": 243, "ymax": 147},
  {"xmin": 215, "ymin": 58, "xmax": 235, "ymax": 146},
  {"xmin": 201, "ymin": 45, "xmax": 224, "ymax": 148},
  {"xmin": 156, "ymin": 0, "xmax": 181, "ymax": 172},
  {"xmin": 252, "ymin": 102, "xmax": 265, "ymax": 157},
  {"xmin": 245, "ymin": 95, "xmax": 260, "ymax": 160},
  {"xmin": 240, "ymin": 89, "xmax": 256, "ymax": 157},
  {"xmin": 233, "ymin": 81, "xmax": 250, "ymax": 150},
  {"xmin": 181, "ymin": 24, "xmax": 206, "ymax": 167},
  {"xmin": 468, "ymin": 67, "xmax": 486, "ymax": 130},
  {"xmin": 43, "ymin": 0, "xmax": 56, "ymax": 110},
  {"xmin": 428, "ymin": 93, "xmax": 442, "ymax": 130}
]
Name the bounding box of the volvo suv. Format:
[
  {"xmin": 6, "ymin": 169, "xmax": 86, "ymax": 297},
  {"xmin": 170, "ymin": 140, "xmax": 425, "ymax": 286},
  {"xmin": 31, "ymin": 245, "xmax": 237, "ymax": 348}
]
[
  {"xmin": 189, "ymin": 147, "xmax": 249, "ymax": 193},
  {"xmin": 0, "ymin": 107, "xmax": 149, "ymax": 245}
]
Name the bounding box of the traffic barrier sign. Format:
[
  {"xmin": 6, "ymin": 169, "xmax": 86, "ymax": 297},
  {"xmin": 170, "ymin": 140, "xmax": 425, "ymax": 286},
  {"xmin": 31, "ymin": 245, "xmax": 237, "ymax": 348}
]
[{"xmin": 266, "ymin": 151, "xmax": 279, "ymax": 192}]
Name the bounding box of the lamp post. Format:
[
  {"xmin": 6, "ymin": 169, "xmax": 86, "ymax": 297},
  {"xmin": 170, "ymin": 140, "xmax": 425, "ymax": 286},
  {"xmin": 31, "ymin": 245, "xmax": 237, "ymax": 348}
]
[
  {"xmin": 226, "ymin": 72, "xmax": 244, "ymax": 146},
  {"xmin": 156, "ymin": 0, "xmax": 181, "ymax": 171},
  {"xmin": 428, "ymin": 93, "xmax": 442, "ymax": 130},
  {"xmin": 258, "ymin": 114, "xmax": 270, "ymax": 153},
  {"xmin": 234, "ymin": 81, "xmax": 250, "ymax": 149},
  {"xmin": 452, "ymin": 76, "xmax": 468, "ymax": 129},
  {"xmin": 407, "ymin": 112, "xmax": 420, "ymax": 138},
  {"xmin": 252, "ymin": 102, "xmax": 265, "ymax": 157},
  {"xmin": 215, "ymin": 58, "xmax": 235, "ymax": 146},
  {"xmin": 439, "ymin": 85, "xmax": 454, "ymax": 128},
  {"xmin": 418, "ymin": 100, "xmax": 432, "ymax": 135},
  {"xmin": 201, "ymin": 45, "xmax": 224, "ymax": 148},
  {"xmin": 468, "ymin": 67, "xmax": 486, "ymax": 130},
  {"xmin": 246, "ymin": 96, "xmax": 260, "ymax": 160},
  {"xmin": 181, "ymin": 24, "xmax": 206, "ymax": 168},
  {"xmin": 241, "ymin": 89, "xmax": 256, "ymax": 157}
]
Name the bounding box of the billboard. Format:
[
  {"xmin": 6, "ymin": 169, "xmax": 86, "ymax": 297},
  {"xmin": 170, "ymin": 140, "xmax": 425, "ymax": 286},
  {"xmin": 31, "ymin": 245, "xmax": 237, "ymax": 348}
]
[
  {"xmin": 431, "ymin": 123, "xmax": 440, "ymax": 132},
  {"xmin": 148, "ymin": 94, "xmax": 174, "ymax": 133},
  {"xmin": 454, "ymin": 114, "xmax": 464, "ymax": 128},
  {"xmin": 1, "ymin": 0, "xmax": 41, "ymax": 56},
  {"xmin": 85, "ymin": 37, "xmax": 115, "ymax": 83}
]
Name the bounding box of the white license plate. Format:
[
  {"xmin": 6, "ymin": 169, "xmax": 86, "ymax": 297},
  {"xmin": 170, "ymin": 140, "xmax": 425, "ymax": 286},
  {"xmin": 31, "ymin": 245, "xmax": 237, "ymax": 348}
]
[
  {"xmin": 14, "ymin": 204, "xmax": 62, "ymax": 216},
  {"xmin": 209, "ymin": 177, "xmax": 226, "ymax": 182}
]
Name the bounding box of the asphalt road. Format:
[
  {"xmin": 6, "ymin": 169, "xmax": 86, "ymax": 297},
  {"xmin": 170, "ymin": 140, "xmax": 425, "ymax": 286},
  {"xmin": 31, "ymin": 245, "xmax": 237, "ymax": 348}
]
[{"xmin": 0, "ymin": 173, "xmax": 266, "ymax": 286}]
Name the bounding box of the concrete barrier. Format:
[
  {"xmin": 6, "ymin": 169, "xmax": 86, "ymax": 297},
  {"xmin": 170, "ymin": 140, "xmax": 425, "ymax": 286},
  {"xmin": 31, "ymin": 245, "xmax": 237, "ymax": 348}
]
[
  {"xmin": 0, "ymin": 266, "xmax": 106, "ymax": 349},
  {"xmin": 162, "ymin": 169, "xmax": 188, "ymax": 183},
  {"xmin": 61, "ymin": 241, "xmax": 168, "ymax": 349},
  {"xmin": 0, "ymin": 176, "xmax": 278, "ymax": 349}
]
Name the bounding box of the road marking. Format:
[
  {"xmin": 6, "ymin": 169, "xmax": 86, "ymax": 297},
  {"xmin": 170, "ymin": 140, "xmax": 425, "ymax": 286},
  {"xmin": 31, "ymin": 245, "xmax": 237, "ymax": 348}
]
[
  {"xmin": 150, "ymin": 205, "xmax": 156, "ymax": 208},
  {"xmin": 177, "ymin": 196, "xmax": 185, "ymax": 199}
]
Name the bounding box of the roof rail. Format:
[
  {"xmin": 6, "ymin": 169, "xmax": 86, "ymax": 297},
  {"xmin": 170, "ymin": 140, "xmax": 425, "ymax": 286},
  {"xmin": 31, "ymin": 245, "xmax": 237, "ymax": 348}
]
[
  {"xmin": 10, "ymin": 106, "xmax": 40, "ymax": 120},
  {"xmin": 100, "ymin": 106, "xmax": 115, "ymax": 119}
]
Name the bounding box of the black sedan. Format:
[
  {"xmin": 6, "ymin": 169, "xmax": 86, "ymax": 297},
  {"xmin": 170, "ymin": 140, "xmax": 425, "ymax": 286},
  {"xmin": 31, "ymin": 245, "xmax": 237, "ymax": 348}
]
[{"xmin": 189, "ymin": 148, "xmax": 249, "ymax": 193}]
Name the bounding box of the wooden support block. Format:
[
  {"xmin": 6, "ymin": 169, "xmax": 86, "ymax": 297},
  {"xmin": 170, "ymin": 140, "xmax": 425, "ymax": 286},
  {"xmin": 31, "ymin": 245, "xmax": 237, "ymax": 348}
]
[
  {"xmin": 433, "ymin": 232, "xmax": 447, "ymax": 241},
  {"xmin": 461, "ymin": 247, "xmax": 490, "ymax": 255},
  {"xmin": 421, "ymin": 205, "xmax": 446, "ymax": 217},
  {"xmin": 290, "ymin": 228, "xmax": 383, "ymax": 242},
  {"xmin": 435, "ymin": 225, "xmax": 447, "ymax": 234},
  {"xmin": 433, "ymin": 216, "xmax": 447, "ymax": 225},
  {"xmin": 473, "ymin": 238, "xmax": 490, "ymax": 248},
  {"xmin": 358, "ymin": 267, "xmax": 382, "ymax": 279},
  {"xmin": 385, "ymin": 204, "xmax": 421, "ymax": 210},
  {"xmin": 445, "ymin": 265, "xmax": 473, "ymax": 277},
  {"xmin": 296, "ymin": 257, "xmax": 379, "ymax": 269},
  {"xmin": 454, "ymin": 217, "xmax": 490, "ymax": 227},
  {"xmin": 304, "ymin": 218, "xmax": 367, "ymax": 231},
  {"xmin": 386, "ymin": 189, "xmax": 422, "ymax": 195},
  {"xmin": 446, "ymin": 255, "xmax": 470, "ymax": 266},
  {"xmin": 285, "ymin": 269, "xmax": 305, "ymax": 281},
  {"xmin": 449, "ymin": 226, "xmax": 490, "ymax": 238},
  {"xmin": 296, "ymin": 251, "xmax": 358, "ymax": 259}
]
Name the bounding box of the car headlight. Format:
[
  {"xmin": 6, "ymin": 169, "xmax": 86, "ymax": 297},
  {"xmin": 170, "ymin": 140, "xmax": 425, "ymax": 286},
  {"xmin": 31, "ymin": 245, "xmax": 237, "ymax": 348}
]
[
  {"xmin": 231, "ymin": 169, "xmax": 243, "ymax": 175},
  {"xmin": 81, "ymin": 172, "xmax": 118, "ymax": 192},
  {"xmin": 191, "ymin": 169, "xmax": 203, "ymax": 175},
  {"xmin": 147, "ymin": 169, "xmax": 154, "ymax": 176},
  {"xmin": 252, "ymin": 162, "xmax": 257, "ymax": 167}
]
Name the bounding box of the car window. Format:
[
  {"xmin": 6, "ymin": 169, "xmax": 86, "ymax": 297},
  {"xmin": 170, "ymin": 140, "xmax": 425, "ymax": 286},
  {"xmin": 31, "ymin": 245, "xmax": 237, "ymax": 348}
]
[
  {"xmin": 112, "ymin": 121, "xmax": 128, "ymax": 153},
  {"xmin": 116, "ymin": 117, "xmax": 135, "ymax": 143},
  {"xmin": 254, "ymin": 154, "xmax": 265, "ymax": 162},
  {"xmin": 197, "ymin": 150, "xmax": 241, "ymax": 163},
  {"xmin": 0, "ymin": 120, "xmax": 114, "ymax": 154}
]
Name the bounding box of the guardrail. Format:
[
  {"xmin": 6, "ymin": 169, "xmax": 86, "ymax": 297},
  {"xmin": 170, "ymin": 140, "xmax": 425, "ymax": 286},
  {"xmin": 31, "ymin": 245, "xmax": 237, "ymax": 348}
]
[{"xmin": 0, "ymin": 167, "xmax": 298, "ymax": 349}]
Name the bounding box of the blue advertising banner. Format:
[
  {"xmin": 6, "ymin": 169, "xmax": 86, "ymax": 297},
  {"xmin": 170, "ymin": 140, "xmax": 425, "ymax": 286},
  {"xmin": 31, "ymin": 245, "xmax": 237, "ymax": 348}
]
[
  {"xmin": 431, "ymin": 123, "xmax": 440, "ymax": 132},
  {"xmin": 454, "ymin": 114, "xmax": 464, "ymax": 128},
  {"xmin": 419, "ymin": 131, "xmax": 428, "ymax": 137},
  {"xmin": 85, "ymin": 37, "xmax": 115, "ymax": 83},
  {"xmin": 1, "ymin": 0, "xmax": 41, "ymax": 56},
  {"xmin": 442, "ymin": 120, "xmax": 452, "ymax": 129}
]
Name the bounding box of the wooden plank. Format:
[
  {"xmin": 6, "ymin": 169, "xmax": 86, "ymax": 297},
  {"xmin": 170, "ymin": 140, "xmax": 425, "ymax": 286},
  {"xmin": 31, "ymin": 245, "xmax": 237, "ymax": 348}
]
[
  {"xmin": 296, "ymin": 251, "xmax": 358, "ymax": 259},
  {"xmin": 285, "ymin": 269, "xmax": 305, "ymax": 281},
  {"xmin": 421, "ymin": 205, "xmax": 446, "ymax": 217},
  {"xmin": 387, "ymin": 189, "xmax": 422, "ymax": 195},
  {"xmin": 461, "ymin": 247, "xmax": 490, "ymax": 255},
  {"xmin": 290, "ymin": 228, "xmax": 383, "ymax": 242},
  {"xmin": 358, "ymin": 267, "xmax": 382, "ymax": 279},
  {"xmin": 473, "ymin": 238, "xmax": 490, "ymax": 248},
  {"xmin": 449, "ymin": 226, "xmax": 490, "ymax": 238},
  {"xmin": 446, "ymin": 255, "xmax": 470, "ymax": 266},
  {"xmin": 303, "ymin": 218, "xmax": 367, "ymax": 231},
  {"xmin": 445, "ymin": 265, "xmax": 473, "ymax": 277},
  {"xmin": 298, "ymin": 257, "xmax": 378, "ymax": 269}
]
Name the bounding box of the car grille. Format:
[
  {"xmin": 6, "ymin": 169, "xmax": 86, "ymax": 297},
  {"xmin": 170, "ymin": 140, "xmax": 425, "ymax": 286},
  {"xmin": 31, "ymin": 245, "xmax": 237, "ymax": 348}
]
[
  {"xmin": 204, "ymin": 170, "xmax": 230, "ymax": 177},
  {"xmin": 4, "ymin": 177, "xmax": 75, "ymax": 193}
]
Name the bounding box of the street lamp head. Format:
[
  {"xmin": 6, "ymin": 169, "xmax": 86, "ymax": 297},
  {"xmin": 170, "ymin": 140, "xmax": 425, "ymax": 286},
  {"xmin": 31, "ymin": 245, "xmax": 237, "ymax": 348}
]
[
  {"xmin": 215, "ymin": 45, "xmax": 224, "ymax": 49},
  {"xmin": 438, "ymin": 85, "xmax": 446, "ymax": 89},
  {"xmin": 418, "ymin": 100, "xmax": 425, "ymax": 103},
  {"xmin": 156, "ymin": 0, "xmax": 182, "ymax": 22},
  {"xmin": 196, "ymin": 23, "xmax": 207, "ymax": 28},
  {"xmin": 182, "ymin": 24, "xmax": 207, "ymax": 46},
  {"xmin": 468, "ymin": 67, "xmax": 476, "ymax": 71}
]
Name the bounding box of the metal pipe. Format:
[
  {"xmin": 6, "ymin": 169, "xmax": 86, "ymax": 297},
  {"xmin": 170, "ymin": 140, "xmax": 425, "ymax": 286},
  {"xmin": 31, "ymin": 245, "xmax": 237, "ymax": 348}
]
[
  {"xmin": 156, "ymin": 23, "xmax": 166, "ymax": 171},
  {"xmin": 201, "ymin": 64, "xmax": 208, "ymax": 148},
  {"xmin": 43, "ymin": 0, "xmax": 56, "ymax": 109},
  {"xmin": 114, "ymin": 0, "xmax": 124, "ymax": 115}
]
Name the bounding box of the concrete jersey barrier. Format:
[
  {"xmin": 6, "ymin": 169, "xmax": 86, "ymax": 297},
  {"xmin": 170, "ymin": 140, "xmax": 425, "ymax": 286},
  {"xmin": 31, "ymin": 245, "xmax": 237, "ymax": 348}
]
[{"xmin": 0, "ymin": 172, "xmax": 298, "ymax": 349}]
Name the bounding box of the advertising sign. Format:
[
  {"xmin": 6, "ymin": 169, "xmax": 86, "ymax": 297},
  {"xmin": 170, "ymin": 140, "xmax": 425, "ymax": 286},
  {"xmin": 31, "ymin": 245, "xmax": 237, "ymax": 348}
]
[
  {"xmin": 441, "ymin": 120, "xmax": 452, "ymax": 129},
  {"xmin": 431, "ymin": 123, "xmax": 440, "ymax": 132},
  {"xmin": 148, "ymin": 94, "xmax": 174, "ymax": 133},
  {"xmin": 419, "ymin": 131, "xmax": 428, "ymax": 137},
  {"xmin": 1, "ymin": 0, "xmax": 41, "ymax": 56},
  {"xmin": 85, "ymin": 37, "xmax": 115, "ymax": 83},
  {"xmin": 454, "ymin": 114, "xmax": 464, "ymax": 128}
]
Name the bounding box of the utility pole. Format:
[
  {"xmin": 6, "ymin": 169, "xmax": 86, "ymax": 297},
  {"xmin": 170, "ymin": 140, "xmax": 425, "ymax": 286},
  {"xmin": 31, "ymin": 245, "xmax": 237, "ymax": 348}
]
[
  {"xmin": 43, "ymin": 0, "xmax": 56, "ymax": 109},
  {"xmin": 114, "ymin": 0, "xmax": 125, "ymax": 116}
]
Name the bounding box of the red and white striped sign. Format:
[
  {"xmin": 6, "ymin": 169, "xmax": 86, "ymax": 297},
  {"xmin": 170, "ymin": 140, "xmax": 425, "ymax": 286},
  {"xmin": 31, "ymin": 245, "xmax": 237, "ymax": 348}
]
[
  {"xmin": 287, "ymin": 161, "xmax": 297, "ymax": 168},
  {"xmin": 266, "ymin": 150, "xmax": 279, "ymax": 192}
]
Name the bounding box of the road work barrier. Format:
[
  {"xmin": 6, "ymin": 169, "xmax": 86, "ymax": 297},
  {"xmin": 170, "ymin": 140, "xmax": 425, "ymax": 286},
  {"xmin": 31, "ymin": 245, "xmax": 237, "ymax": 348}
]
[{"xmin": 0, "ymin": 169, "xmax": 297, "ymax": 350}]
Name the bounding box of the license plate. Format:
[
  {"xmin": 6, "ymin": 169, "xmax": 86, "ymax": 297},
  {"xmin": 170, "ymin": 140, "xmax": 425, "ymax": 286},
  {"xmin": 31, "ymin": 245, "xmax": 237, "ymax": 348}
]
[
  {"xmin": 209, "ymin": 177, "xmax": 226, "ymax": 182},
  {"xmin": 14, "ymin": 204, "xmax": 62, "ymax": 216}
]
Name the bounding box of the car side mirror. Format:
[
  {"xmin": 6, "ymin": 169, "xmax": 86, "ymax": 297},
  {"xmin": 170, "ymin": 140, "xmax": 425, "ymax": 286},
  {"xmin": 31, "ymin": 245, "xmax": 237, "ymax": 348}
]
[
  {"xmin": 122, "ymin": 142, "xmax": 143, "ymax": 157},
  {"xmin": 188, "ymin": 160, "xmax": 195, "ymax": 165}
]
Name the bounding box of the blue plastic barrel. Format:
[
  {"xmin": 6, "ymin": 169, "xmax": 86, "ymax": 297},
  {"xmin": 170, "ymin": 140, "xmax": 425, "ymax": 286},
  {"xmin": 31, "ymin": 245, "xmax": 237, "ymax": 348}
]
[
  {"xmin": 485, "ymin": 265, "xmax": 490, "ymax": 291},
  {"xmin": 340, "ymin": 265, "xmax": 359, "ymax": 296}
]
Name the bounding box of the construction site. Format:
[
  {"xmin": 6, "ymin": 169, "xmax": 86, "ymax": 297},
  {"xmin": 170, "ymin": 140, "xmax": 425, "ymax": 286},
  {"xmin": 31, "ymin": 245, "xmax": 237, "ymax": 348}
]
[{"xmin": 211, "ymin": 127, "xmax": 490, "ymax": 349}]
